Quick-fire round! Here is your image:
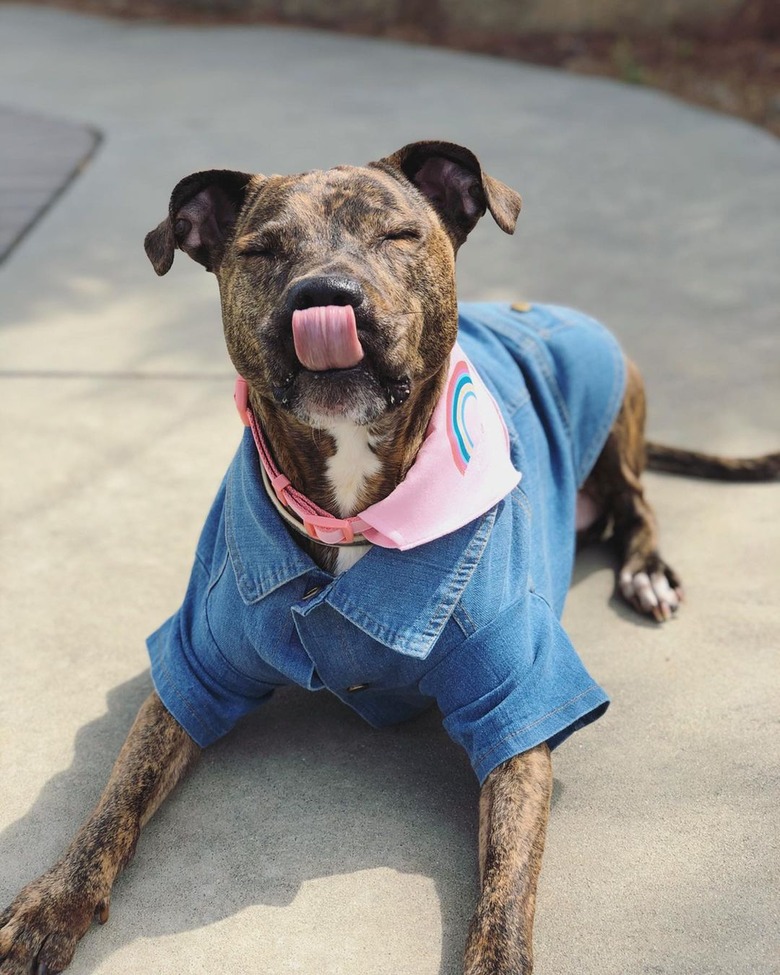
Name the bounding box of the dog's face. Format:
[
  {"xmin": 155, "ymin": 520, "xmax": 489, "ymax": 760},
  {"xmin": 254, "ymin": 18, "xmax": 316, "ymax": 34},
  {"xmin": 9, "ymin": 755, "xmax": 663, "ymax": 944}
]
[
  {"xmin": 219, "ymin": 163, "xmax": 461, "ymax": 429},
  {"xmin": 145, "ymin": 142, "xmax": 522, "ymax": 429}
]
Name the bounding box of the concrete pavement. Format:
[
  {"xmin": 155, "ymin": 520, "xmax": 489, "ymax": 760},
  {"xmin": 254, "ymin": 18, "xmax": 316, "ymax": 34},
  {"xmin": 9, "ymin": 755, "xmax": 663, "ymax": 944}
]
[
  {"xmin": 0, "ymin": 105, "xmax": 99, "ymax": 261},
  {"xmin": 1, "ymin": 5, "xmax": 778, "ymax": 974}
]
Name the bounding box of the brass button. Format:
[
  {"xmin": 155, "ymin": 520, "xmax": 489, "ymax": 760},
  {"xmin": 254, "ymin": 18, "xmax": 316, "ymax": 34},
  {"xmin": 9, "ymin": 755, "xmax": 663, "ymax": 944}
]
[
  {"xmin": 302, "ymin": 586, "xmax": 321, "ymax": 600},
  {"xmin": 511, "ymin": 301, "xmax": 532, "ymax": 313},
  {"xmin": 347, "ymin": 683, "xmax": 370, "ymax": 693}
]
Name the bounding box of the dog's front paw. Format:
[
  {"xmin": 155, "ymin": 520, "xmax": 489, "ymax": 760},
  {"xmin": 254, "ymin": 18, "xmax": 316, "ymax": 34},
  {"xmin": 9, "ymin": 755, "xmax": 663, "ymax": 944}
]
[
  {"xmin": 619, "ymin": 554, "xmax": 684, "ymax": 622},
  {"xmin": 0, "ymin": 866, "xmax": 107, "ymax": 975}
]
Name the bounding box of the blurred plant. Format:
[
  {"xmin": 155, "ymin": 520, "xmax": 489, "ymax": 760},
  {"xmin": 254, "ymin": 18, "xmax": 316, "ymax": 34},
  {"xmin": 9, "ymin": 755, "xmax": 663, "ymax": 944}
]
[{"xmin": 611, "ymin": 37, "xmax": 645, "ymax": 84}]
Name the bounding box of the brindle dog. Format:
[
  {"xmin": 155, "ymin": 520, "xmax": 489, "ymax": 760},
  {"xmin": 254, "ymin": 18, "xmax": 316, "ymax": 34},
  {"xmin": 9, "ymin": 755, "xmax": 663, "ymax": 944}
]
[{"xmin": 1, "ymin": 141, "xmax": 777, "ymax": 975}]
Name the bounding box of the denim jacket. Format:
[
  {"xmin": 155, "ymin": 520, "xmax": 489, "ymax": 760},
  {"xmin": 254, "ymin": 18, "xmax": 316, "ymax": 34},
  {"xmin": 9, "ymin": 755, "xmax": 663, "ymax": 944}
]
[{"xmin": 148, "ymin": 303, "xmax": 625, "ymax": 783}]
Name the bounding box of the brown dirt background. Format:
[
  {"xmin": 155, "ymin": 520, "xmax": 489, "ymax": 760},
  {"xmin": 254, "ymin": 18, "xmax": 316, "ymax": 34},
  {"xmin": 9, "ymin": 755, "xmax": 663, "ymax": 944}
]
[{"xmin": 18, "ymin": 0, "xmax": 780, "ymax": 137}]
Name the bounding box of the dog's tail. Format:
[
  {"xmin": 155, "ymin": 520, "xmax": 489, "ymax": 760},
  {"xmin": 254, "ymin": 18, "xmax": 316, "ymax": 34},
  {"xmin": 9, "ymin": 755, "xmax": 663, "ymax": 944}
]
[{"xmin": 645, "ymin": 442, "xmax": 780, "ymax": 482}]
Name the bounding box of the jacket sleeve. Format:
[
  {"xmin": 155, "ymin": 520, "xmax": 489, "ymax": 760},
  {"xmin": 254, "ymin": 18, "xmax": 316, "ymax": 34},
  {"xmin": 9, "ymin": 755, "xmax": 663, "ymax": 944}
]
[
  {"xmin": 146, "ymin": 489, "xmax": 282, "ymax": 748},
  {"xmin": 419, "ymin": 590, "xmax": 609, "ymax": 784}
]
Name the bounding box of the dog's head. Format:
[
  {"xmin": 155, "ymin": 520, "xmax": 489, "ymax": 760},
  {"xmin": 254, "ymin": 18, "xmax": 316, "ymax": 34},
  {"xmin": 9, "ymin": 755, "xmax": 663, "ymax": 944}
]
[{"xmin": 145, "ymin": 141, "xmax": 521, "ymax": 429}]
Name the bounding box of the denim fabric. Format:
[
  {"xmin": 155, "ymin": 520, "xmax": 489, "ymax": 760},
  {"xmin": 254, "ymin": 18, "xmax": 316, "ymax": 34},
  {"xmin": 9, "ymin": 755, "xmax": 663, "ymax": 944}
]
[{"xmin": 148, "ymin": 303, "xmax": 626, "ymax": 783}]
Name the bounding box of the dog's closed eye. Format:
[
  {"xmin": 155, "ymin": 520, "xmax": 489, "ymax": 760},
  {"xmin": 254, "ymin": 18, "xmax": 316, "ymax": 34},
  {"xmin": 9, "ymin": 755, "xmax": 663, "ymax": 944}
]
[
  {"xmin": 240, "ymin": 246, "xmax": 276, "ymax": 259},
  {"xmin": 237, "ymin": 237, "xmax": 280, "ymax": 259},
  {"xmin": 235, "ymin": 226, "xmax": 290, "ymax": 258},
  {"xmin": 381, "ymin": 228, "xmax": 421, "ymax": 243}
]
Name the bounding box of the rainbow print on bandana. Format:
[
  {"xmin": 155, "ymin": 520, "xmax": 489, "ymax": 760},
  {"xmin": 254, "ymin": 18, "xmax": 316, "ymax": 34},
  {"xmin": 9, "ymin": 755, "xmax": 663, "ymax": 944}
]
[{"xmin": 446, "ymin": 360, "xmax": 478, "ymax": 474}]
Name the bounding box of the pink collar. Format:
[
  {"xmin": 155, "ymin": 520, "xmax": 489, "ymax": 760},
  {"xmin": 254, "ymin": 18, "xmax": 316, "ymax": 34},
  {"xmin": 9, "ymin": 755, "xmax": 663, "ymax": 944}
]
[{"xmin": 234, "ymin": 343, "xmax": 521, "ymax": 551}]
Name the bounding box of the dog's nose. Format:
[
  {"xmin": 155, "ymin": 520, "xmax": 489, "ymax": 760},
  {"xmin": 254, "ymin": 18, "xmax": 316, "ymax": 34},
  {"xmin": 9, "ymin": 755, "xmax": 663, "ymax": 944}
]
[{"xmin": 287, "ymin": 275, "xmax": 365, "ymax": 312}]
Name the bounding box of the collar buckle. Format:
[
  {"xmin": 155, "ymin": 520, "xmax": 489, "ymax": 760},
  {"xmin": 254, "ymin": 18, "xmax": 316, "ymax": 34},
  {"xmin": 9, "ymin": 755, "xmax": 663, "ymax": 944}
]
[{"xmin": 302, "ymin": 513, "xmax": 363, "ymax": 545}]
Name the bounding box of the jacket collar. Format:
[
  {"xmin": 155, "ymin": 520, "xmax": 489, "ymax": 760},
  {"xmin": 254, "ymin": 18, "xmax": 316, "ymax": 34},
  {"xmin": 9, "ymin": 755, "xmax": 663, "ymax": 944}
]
[{"xmin": 224, "ymin": 429, "xmax": 498, "ymax": 658}]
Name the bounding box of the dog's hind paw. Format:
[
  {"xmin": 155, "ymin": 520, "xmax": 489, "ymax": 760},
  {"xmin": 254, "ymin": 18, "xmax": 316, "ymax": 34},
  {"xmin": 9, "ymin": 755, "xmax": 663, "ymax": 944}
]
[{"xmin": 619, "ymin": 557, "xmax": 684, "ymax": 623}]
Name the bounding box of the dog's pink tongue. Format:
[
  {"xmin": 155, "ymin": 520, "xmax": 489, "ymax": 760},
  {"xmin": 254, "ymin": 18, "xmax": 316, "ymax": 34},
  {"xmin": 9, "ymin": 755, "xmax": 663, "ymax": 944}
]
[{"xmin": 292, "ymin": 305, "xmax": 364, "ymax": 371}]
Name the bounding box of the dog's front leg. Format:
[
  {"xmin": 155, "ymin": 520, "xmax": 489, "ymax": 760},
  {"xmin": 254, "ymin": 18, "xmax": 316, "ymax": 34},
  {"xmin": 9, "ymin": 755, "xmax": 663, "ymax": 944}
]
[
  {"xmin": 463, "ymin": 743, "xmax": 552, "ymax": 975},
  {"xmin": 0, "ymin": 692, "xmax": 199, "ymax": 975}
]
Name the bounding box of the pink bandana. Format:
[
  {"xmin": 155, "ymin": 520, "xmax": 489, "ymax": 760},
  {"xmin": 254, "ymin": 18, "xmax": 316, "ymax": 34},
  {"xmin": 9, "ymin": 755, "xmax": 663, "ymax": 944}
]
[{"xmin": 234, "ymin": 342, "xmax": 521, "ymax": 551}]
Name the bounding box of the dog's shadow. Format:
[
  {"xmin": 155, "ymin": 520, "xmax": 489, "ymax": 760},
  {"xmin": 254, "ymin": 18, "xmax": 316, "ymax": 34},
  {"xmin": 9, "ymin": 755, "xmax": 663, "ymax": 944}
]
[{"xmin": 2, "ymin": 671, "xmax": 542, "ymax": 974}]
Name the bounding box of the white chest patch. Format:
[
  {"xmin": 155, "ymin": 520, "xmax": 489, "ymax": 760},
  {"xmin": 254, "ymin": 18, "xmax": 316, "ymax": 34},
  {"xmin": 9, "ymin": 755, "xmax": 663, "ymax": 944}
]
[
  {"xmin": 325, "ymin": 421, "xmax": 382, "ymax": 517},
  {"xmin": 324, "ymin": 421, "xmax": 381, "ymax": 574},
  {"xmin": 334, "ymin": 544, "xmax": 371, "ymax": 574}
]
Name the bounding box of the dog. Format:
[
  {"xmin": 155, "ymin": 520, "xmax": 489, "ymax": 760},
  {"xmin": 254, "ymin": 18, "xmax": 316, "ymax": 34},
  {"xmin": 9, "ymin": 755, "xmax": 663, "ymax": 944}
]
[{"xmin": 2, "ymin": 140, "xmax": 778, "ymax": 975}]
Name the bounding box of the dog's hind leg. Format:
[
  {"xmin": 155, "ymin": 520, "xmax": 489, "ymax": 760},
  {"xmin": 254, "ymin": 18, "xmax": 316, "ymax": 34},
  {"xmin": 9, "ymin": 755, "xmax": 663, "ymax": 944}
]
[
  {"xmin": 580, "ymin": 358, "xmax": 683, "ymax": 621},
  {"xmin": 463, "ymin": 743, "xmax": 552, "ymax": 975},
  {"xmin": 0, "ymin": 692, "xmax": 199, "ymax": 975}
]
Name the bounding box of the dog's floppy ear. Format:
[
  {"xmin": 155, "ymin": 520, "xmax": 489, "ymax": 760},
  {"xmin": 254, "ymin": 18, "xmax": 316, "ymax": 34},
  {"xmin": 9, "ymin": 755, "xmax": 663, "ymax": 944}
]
[
  {"xmin": 376, "ymin": 141, "xmax": 522, "ymax": 248},
  {"xmin": 144, "ymin": 169, "xmax": 255, "ymax": 275}
]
